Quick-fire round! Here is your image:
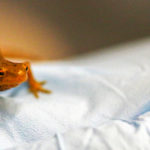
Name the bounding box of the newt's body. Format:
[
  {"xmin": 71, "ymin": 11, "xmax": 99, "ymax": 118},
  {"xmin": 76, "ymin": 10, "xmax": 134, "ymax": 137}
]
[{"xmin": 0, "ymin": 52, "xmax": 51, "ymax": 98}]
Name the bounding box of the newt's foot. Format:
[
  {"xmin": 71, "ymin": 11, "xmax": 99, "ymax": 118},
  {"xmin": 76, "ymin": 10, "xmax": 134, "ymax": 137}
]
[{"xmin": 29, "ymin": 81, "xmax": 51, "ymax": 98}]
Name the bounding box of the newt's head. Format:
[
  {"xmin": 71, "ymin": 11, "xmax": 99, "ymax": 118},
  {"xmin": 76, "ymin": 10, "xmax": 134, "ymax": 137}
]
[{"xmin": 0, "ymin": 59, "xmax": 29, "ymax": 90}]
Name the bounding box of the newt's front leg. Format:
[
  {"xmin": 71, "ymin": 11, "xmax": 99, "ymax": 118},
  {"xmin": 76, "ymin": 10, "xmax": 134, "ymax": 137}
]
[{"xmin": 25, "ymin": 62, "xmax": 51, "ymax": 98}]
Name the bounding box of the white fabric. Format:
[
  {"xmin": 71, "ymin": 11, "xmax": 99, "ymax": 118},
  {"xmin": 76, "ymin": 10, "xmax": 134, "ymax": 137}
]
[{"xmin": 1, "ymin": 38, "xmax": 150, "ymax": 149}]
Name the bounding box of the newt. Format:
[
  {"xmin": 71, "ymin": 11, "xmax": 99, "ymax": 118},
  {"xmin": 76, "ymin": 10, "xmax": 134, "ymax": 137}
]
[{"xmin": 0, "ymin": 51, "xmax": 51, "ymax": 98}]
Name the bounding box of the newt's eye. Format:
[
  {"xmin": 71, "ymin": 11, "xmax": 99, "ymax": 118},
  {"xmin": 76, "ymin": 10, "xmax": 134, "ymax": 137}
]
[
  {"xmin": 0, "ymin": 72, "xmax": 4, "ymax": 75},
  {"xmin": 26, "ymin": 66, "xmax": 28, "ymax": 71},
  {"xmin": 0, "ymin": 68, "xmax": 6, "ymax": 77},
  {"xmin": 0, "ymin": 71, "xmax": 5, "ymax": 77}
]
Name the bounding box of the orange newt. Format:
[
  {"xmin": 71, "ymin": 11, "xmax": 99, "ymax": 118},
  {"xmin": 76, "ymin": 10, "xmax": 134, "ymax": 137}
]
[{"xmin": 0, "ymin": 51, "xmax": 51, "ymax": 98}]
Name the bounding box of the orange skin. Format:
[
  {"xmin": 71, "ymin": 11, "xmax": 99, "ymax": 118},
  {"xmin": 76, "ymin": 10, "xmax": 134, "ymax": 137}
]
[{"xmin": 0, "ymin": 54, "xmax": 51, "ymax": 98}]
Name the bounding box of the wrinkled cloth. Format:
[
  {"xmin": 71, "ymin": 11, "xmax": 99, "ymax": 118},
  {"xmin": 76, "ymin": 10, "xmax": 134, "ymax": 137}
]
[{"xmin": 1, "ymin": 39, "xmax": 150, "ymax": 149}]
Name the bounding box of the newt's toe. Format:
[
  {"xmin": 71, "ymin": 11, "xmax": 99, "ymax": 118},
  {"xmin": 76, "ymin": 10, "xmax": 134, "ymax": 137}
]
[
  {"xmin": 39, "ymin": 81, "xmax": 46, "ymax": 85},
  {"xmin": 29, "ymin": 81, "xmax": 51, "ymax": 98},
  {"xmin": 29, "ymin": 88, "xmax": 39, "ymax": 98},
  {"xmin": 40, "ymin": 88, "xmax": 51, "ymax": 94}
]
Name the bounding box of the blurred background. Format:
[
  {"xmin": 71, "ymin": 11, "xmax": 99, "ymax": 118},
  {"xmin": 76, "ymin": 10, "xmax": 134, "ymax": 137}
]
[{"xmin": 0, "ymin": 0, "xmax": 150, "ymax": 60}]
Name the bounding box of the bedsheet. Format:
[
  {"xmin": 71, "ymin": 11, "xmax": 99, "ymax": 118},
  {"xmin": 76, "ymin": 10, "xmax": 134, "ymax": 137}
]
[{"xmin": 1, "ymin": 39, "xmax": 150, "ymax": 149}]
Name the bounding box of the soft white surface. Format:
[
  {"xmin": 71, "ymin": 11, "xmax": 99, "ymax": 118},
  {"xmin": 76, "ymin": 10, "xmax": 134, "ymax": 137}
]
[{"xmin": 1, "ymin": 38, "xmax": 150, "ymax": 149}]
